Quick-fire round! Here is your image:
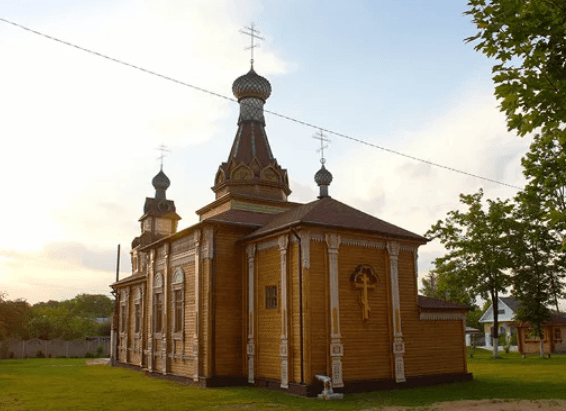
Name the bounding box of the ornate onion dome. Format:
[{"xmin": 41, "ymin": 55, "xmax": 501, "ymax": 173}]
[
  {"xmin": 211, "ymin": 66, "xmax": 290, "ymax": 202},
  {"xmin": 232, "ymin": 66, "xmax": 272, "ymax": 102},
  {"xmin": 152, "ymin": 169, "xmax": 170, "ymax": 200},
  {"xmin": 315, "ymin": 164, "xmax": 333, "ymax": 198}
]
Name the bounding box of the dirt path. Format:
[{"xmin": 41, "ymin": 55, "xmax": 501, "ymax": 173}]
[{"xmin": 379, "ymin": 399, "xmax": 566, "ymax": 411}]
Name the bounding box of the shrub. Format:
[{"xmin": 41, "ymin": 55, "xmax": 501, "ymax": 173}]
[
  {"xmin": 96, "ymin": 344, "xmax": 104, "ymax": 358},
  {"xmin": 84, "ymin": 352, "xmax": 94, "ymax": 358},
  {"xmin": 36, "ymin": 350, "xmax": 45, "ymax": 358}
]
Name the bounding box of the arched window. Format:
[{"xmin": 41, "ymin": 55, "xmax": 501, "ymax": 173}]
[
  {"xmin": 153, "ymin": 273, "xmax": 164, "ymax": 334},
  {"xmin": 172, "ymin": 268, "xmax": 185, "ymax": 337}
]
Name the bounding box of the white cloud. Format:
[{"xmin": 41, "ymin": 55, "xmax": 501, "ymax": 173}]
[{"xmin": 331, "ymin": 89, "xmax": 530, "ymax": 289}]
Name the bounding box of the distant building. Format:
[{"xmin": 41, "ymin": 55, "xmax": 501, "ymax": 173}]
[
  {"xmin": 481, "ymin": 297, "xmax": 566, "ymax": 354},
  {"xmin": 479, "ymin": 297, "xmax": 519, "ymax": 347},
  {"xmin": 111, "ymin": 64, "xmax": 471, "ymax": 395}
]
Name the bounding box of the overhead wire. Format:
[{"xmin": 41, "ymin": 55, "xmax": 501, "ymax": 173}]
[{"xmin": 0, "ymin": 17, "xmax": 522, "ymax": 190}]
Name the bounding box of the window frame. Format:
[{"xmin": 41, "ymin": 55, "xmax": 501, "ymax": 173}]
[
  {"xmin": 171, "ymin": 268, "xmax": 185, "ymax": 339},
  {"xmin": 153, "ymin": 273, "xmax": 164, "ymax": 337},
  {"xmin": 265, "ymin": 285, "xmax": 277, "ymax": 309}
]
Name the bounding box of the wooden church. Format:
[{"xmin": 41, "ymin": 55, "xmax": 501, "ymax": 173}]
[{"xmin": 111, "ymin": 63, "xmax": 472, "ymax": 395}]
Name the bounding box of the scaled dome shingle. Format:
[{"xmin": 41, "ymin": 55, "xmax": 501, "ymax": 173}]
[{"xmin": 232, "ymin": 67, "xmax": 272, "ymax": 102}]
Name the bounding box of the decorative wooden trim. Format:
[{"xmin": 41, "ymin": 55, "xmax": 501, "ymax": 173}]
[
  {"xmin": 419, "ymin": 312, "xmax": 467, "ymax": 321},
  {"xmin": 193, "ymin": 229, "xmax": 201, "ymax": 382},
  {"xmin": 202, "ymin": 227, "xmax": 214, "ymax": 260},
  {"xmin": 341, "ymin": 237, "xmax": 386, "ymax": 249},
  {"xmin": 299, "ymin": 230, "xmax": 310, "ymax": 269},
  {"xmin": 257, "ymin": 238, "xmax": 279, "ymax": 251},
  {"xmin": 325, "ymin": 233, "xmax": 344, "ymax": 388},
  {"xmin": 278, "ymin": 235, "xmax": 289, "ymax": 389},
  {"xmin": 400, "ymin": 245, "xmax": 418, "ymax": 252},
  {"xmin": 311, "ymin": 232, "xmax": 325, "ymax": 242},
  {"xmin": 246, "ymin": 243, "xmax": 256, "ymax": 384},
  {"xmin": 386, "ymin": 241, "xmax": 405, "ymax": 383}
]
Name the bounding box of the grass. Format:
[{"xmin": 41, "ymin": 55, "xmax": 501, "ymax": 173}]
[{"xmin": 1, "ymin": 349, "xmax": 566, "ymax": 410}]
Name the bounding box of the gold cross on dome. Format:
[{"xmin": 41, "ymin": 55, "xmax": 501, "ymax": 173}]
[
  {"xmin": 156, "ymin": 144, "xmax": 170, "ymax": 171},
  {"xmin": 313, "ymin": 129, "xmax": 331, "ymax": 165},
  {"xmin": 240, "ymin": 22, "xmax": 265, "ymax": 66}
]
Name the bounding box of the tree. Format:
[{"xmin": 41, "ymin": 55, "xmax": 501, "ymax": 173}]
[
  {"xmin": 0, "ymin": 293, "xmax": 31, "ymax": 340},
  {"xmin": 521, "ymin": 134, "xmax": 566, "ymax": 237},
  {"xmin": 511, "ymin": 187, "xmax": 566, "ymax": 356},
  {"xmin": 421, "ymin": 260, "xmax": 478, "ymax": 307},
  {"xmin": 67, "ymin": 294, "xmax": 113, "ymax": 319},
  {"xmin": 465, "ymin": 0, "xmax": 566, "ymax": 142},
  {"xmin": 426, "ymin": 189, "xmax": 514, "ymax": 357}
]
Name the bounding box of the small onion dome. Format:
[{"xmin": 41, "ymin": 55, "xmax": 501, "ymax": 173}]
[
  {"xmin": 315, "ymin": 164, "xmax": 333, "ymax": 186},
  {"xmin": 232, "ymin": 66, "xmax": 272, "ymax": 102},
  {"xmin": 152, "ymin": 169, "xmax": 170, "ymax": 191}
]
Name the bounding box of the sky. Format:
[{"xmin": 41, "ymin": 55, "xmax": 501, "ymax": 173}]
[{"xmin": 0, "ymin": 0, "xmax": 531, "ymax": 304}]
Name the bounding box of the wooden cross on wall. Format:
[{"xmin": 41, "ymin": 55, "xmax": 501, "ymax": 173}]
[{"xmin": 350, "ymin": 265, "xmax": 378, "ymax": 321}]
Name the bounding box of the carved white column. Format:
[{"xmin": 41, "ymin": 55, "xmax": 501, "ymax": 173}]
[
  {"xmin": 387, "ymin": 241, "xmax": 405, "ymax": 383},
  {"xmin": 326, "ymin": 234, "xmax": 344, "ymax": 388},
  {"xmin": 193, "ymin": 229, "xmax": 201, "ymax": 382},
  {"xmin": 300, "ymin": 231, "xmax": 310, "ymax": 270},
  {"xmin": 148, "ymin": 249, "xmax": 155, "ymax": 373},
  {"xmin": 246, "ymin": 244, "xmax": 256, "ymax": 384},
  {"xmin": 278, "ymin": 235, "xmax": 289, "ymax": 389},
  {"xmin": 162, "ymin": 243, "xmax": 169, "ymax": 375}
]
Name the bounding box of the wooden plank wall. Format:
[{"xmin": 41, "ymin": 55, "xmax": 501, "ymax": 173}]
[
  {"xmin": 338, "ymin": 244, "xmax": 392, "ymax": 381},
  {"xmin": 398, "ymin": 250, "xmax": 466, "ymax": 376},
  {"xmin": 306, "ymin": 240, "xmax": 329, "ymax": 383},
  {"xmin": 256, "ymin": 246, "xmax": 280, "ymax": 380},
  {"xmin": 213, "ymin": 228, "xmax": 245, "ymax": 377},
  {"xmin": 288, "ymin": 242, "xmax": 301, "ymax": 384},
  {"xmin": 168, "ymin": 261, "xmax": 196, "ymax": 377}
]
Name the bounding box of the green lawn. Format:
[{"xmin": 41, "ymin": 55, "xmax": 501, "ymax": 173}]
[{"xmin": 1, "ymin": 350, "xmax": 566, "ymax": 410}]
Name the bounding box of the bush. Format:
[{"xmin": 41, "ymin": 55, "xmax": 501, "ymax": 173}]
[
  {"xmin": 96, "ymin": 344, "xmax": 104, "ymax": 358},
  {"xmin": 36, "ymin": 350, "xmax": 45, "ymax": 358},
  {"xmin": 509, "ymin": 333, "xmax": 518, "ymax": 346},
  {"xmin": 84, "ymin": 352, "xmax": 94, "ymax": 358}
]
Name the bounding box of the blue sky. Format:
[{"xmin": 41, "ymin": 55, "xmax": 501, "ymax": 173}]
[{"xmin": 0, "ymin": 0, "xmax": 529, "ymax": 303}]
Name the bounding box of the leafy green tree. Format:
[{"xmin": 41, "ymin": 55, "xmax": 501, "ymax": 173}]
[
  {"xmin": 511, "ymin": 187, "xmax": 566, "ymax": 356},
  {"xmin": 521, "ymin": 134, "xmax": 566, "ymax": 238},
  {"xmin": 0, "ymin": 293, "xmax": 31, "ymax": 340},
  {"xmin": 465, "ymin": 0, "xmax": 566, "ymax": 141},
  {"xmin": 421, "ymin": 260, "xmax": 478, "ymax": 307},
  {"xmin": 426, "ymin": 189, "xmax": 514, "ymax": 357},
  {"xmin": 67, "ymin": 294, "xmax": 113, "ymax": 319}
]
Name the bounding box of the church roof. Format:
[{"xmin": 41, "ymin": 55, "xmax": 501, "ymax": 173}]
[
  {"xmin": 205, "ymin": 209, "xmax": 276, "ymax": 227},
  {"xmin": 418, "ymin": 295, "xmax": 468, "ymax": 311},
  {"xmin": 246, "ymin": 196, "xmax": 428, "ymax": 242}
]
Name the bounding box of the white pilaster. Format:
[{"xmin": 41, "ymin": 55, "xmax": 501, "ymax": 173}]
[
  {"xmin": 193, "ymin": 229, "xmax": 201, "ymax": 382},
  {"xmin": 162, "ymin": 243, "xmax": 169, "ymax": 375},
  {"xmin": 148, "ymin": 249, "xmax": 155, "ymax": 373},
  {"xmin": 326, "ymin": 233, "xmax": 344, "ymax": 388},
  {"xmin": 278, "ymin": 235, "xmax": 289, "ymax": 389},
  {"xmin": 387, "ymin": 241, "xmax": 405, "ymax": 383},
  {"xmin": 247, "ymin": 244, "xmax": 256, "ymax": 384}
]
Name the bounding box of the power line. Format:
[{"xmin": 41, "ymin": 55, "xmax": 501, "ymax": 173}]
[{"xmin": 0, "ymin": 17, "xmax": 522, "ymax": 190}]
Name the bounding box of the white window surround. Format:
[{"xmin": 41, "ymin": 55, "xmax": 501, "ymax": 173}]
[
  {"xmin": 153, "ymin": 272, "xmax": 164, "ymax": 337},
  {"xmin": 171, "ymin": 267, "xmax": 185, "ymax": 339}
]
